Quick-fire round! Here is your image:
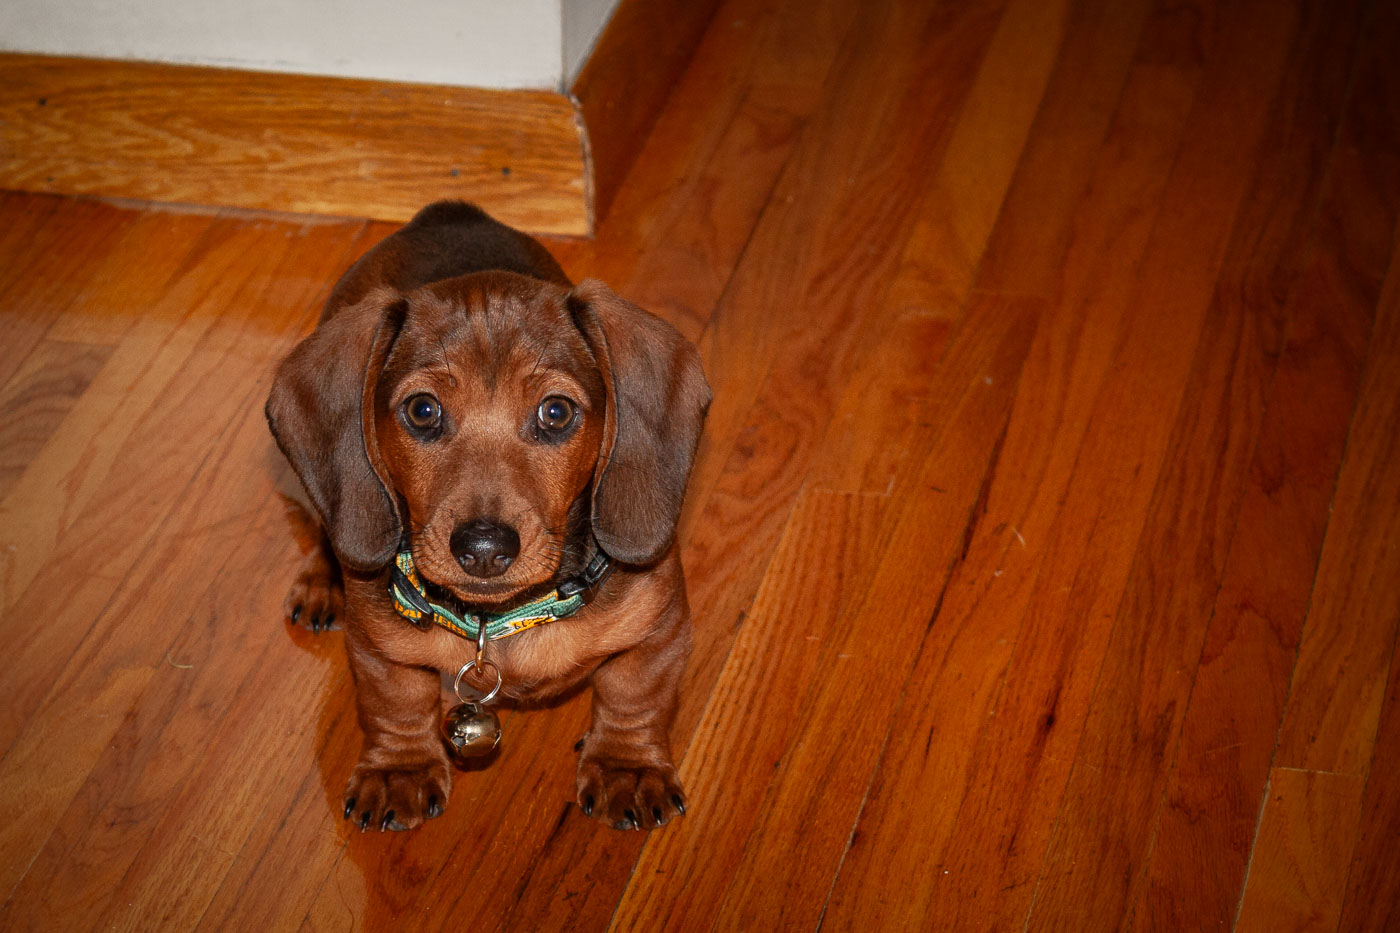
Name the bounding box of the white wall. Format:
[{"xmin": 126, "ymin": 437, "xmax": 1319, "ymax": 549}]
[
  {"xmin": 563, "ymin": 0, "xmax": 622, "ymax": 84},
  {"xmin": 0, "ymin": 0, "xmax": 620, "ymax": 90}
]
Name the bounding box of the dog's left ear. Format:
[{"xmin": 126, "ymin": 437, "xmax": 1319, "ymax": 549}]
[{"xmin": 569, "ymin": 279, "xmax": 711, "ymax": 566}]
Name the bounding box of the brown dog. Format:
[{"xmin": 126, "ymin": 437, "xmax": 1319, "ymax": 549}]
[{"xmin": 265, "ymin": 201, "xmax": 710, "ymax": 831}]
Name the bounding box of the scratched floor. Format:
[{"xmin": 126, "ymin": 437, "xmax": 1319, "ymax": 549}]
[{"xmin": 2, "ymin": 0, "xmax": 1399, "ymax": 928}]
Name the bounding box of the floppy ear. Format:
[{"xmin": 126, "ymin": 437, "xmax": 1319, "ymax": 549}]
[
  {"xmin": 265, "ymin": 288, "xmax": 408, "ymax": 572},
  {"xmin": 569, "ymin": 279, "xmax": 712, "ymax": 565}
]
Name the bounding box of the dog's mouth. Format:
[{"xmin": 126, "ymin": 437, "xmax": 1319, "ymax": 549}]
[
  {"xmin": 420, "ymin": 573, "xmax": 525, "ymax": 610},
  {"xmin": 415, "ymin": 559, "xmax": 565, "ymax": 614}
]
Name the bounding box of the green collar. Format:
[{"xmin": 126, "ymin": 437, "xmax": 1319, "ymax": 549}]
[{"xmin": 388, "ymin": 547, "xmax": 613, "ymax": 641}]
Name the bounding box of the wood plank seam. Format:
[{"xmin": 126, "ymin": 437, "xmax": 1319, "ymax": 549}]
[{"xmin": 1233, "ymin": 768, "xmax": 1276, "ymax": 928}]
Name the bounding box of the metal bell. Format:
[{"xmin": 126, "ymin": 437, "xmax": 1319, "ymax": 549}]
[{"xmin": 441, "ymin": 700, "xmax": 501, "ymax": 759}]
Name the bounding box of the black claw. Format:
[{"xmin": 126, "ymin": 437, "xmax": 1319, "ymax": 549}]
[
  {"xmin": 312, "ymin": 617, "xmax": 321, "ymax": 633},
  {"xmin": 291, "ymin": 607, "xmax": 301, "ymax": 623},
  {"xmin": 573, "ymin": 736, "xmax": 585, "ymax": 752},
  {"xmin": 359, "ymin": 810, "xmax": 371, "ymax": 831},
  {"xmin": 672, "ymin": 794, "xmax": 686, "ymax": 815},
  {"xmin": 623, "ymin": 809, "xmax": 638, "ymax": 830},
  {"xmin": 653, "ymin": 806, "xmax": 664, "ymax": 825},
  {"xmin": 325, "ymin": 613, "xmax": 335, "ymax": 628},
  {"xmin": 583, "ymin": 795, "xmax": 594, "ymax": 817},
  {"xmin": 344, "ymin": 797, "xmax": 356, "ymax": 819},
  {"xmin": 427, "ymin": 794, "xmax": 442, "ymax": 818},
  {"xmin": 381, "ymin": 810, "xmax": 394, "ymax": 831}
]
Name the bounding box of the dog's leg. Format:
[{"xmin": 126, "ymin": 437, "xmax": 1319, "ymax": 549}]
[
  {"xmin": 284, "ymin": 527, "xmax": 344, "ymax": 632},
  {"xmin": 577, "ymin": 606, "xmax": 692, "ymax": 830},
  {"xmin": 343, "ymin": 621, "xmax": 452, "ymax": 831}
]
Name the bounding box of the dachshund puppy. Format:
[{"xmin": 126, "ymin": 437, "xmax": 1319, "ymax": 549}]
[{"xmin": 266, "ymin": 201, "xmax": 710, "ymax": 831}]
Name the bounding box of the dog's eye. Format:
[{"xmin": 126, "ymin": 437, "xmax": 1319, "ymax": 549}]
[
  {"xmin": 536, "ymin": 396, "xmax": 576, "ymax": 433},
  {"xmin": 403, "ymin": 393, "xmax": 441, "ymax": 432}
]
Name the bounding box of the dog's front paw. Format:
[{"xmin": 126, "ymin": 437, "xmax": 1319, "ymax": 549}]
[
  {"xmin": 344, "ymin": 759, "xmax": 451, "ymax": 831},
  {"xmin": 284, "ymin": 562, "xmax": 343, "ymax": 632},
  {"xmin": 576, "ymin": 751, "xmax": 687, "ymax": 831}
]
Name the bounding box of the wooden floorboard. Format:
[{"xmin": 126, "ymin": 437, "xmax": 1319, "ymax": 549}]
[
  {"xmin": 1138, "ymin": 0, "xmax": 1399, "ymax": 926},
  {"xmin": 1026, "ymin": 0, "xmax": 1357, "ymax": 925},
  {"xmin": 1237, "ymin": 203, "xmax": 1400, "ymax": 933},
  {"xmin": 1338, "ymin": 632, "xmax": 1400, "ymax": 932},
  {"xmin": 821, "ymin": 0, "xmax": 1211, "ymax": 921},
  {"xmin": 0, "ymin": 0, "xmax": 1397, "ymax": 929}
]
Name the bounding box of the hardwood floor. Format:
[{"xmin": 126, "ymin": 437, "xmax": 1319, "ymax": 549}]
[{"xmin": 1, "ymin": 0, "xmax": 1397, "ymax": 928}]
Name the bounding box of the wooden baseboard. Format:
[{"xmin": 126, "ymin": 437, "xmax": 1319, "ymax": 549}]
[
  {"xmin": 0, "ymin": 1, "xmax": 720, "ymax": 235},
  {"xmin": 0, "ymin": 55, "xmax": 591, "ymax": 235}
]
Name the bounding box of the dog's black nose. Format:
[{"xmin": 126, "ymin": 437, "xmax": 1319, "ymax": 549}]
[{"xmin": 450, "ymin": 520, "xmax": 520, "ymax": 577}]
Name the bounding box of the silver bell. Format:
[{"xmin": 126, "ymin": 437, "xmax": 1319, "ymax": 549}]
[{"xmin": 442, "ymin": 701, "xmax": 502, "ymax": 759}]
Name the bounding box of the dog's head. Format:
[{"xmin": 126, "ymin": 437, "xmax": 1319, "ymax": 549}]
[{"xmin": 266, "ymin": 272, "xmax": 710, "ymax": 605}]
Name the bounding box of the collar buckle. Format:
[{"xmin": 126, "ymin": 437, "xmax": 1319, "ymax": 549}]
[{"xmin": 557, "ymin": 551, "xmax": 613, "ymax": 598}]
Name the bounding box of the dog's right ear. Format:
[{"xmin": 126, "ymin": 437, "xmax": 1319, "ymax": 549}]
[{"xmin": 265, "ymin": 288, "xmax": 407, "ymax": 572}]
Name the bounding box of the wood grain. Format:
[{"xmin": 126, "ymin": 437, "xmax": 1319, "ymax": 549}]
[
  {"xmin": 570, "ymin": 0, "xmax": 723, "ymax": 223},
  {"xmin": 682, "ymin": 0, "xmax": 1008, "ymax": 516},
  {"xmin": 0, "ymin": 0, "xmax": 1397, "ymax": 927},
  {"xmin": 0, "ymin": 55, "xmax": 588, "ymax": 234},
  {"xmin": 600, "ymin": 489, "xmax": 884, "ymax": 931},
  {"xmin": 0, "ymin": 340, "xmax": 112, "ymax": 501},
  {"xmin": 552, "ymin": 0, "xmax": 861, "ymax": 343},
  {"xmin": 1339, "ymin": 636, "xmax": 1400, "ymax": 932},
  {"xmin": 806, "ymin": 312, "xmax": 955, "ymax": 496},
  {"xmin": 1271, "ymin": 117, "xmax": 1400, "ymax": 780},
  {"xmin": 708, "ymin": 293, "xmax": 1041, "ymax": 932},
  {"xmin": 0, "ymin": 198, "xmax": 138, "ymax": 390},
  {"xmin": 0, "ymin": 193, "xmax": 61, "ymax": 292},
  {"xmin": 0, "ymin": 212, "xmax": 365, "ymax": 914},
  {"xmin": 0, "ymin": 0, "xmax": 724, "ymax": 235},
  {"xmin": 821, "ymin": 0, "xmax": 1220, "ymax": 925},
  {"xmin": 878, "ymin": 0, "xmax": 1071, "ymax": 317},
  {"xmin": 1235, "ymin": 769, "xmax": 1367, "ymax": 932},
  {"xmin": 1137, "ymin": 0, "xmax": 1400, "ymax": 925},
  {"xmin": 1023, "ymin": 0, "xmax": 1322, "ymax": 924},
  {"xmin": 1236, "ymin": 217, "xmax": 1400, "ymax": 932}
]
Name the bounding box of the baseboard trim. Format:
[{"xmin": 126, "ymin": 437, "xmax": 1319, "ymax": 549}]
[
  {"xmin": 0, "ymin": 1, "xmax": 721, "ymax": 236},
  {"xmin": 0, "ymin": 54, "xmax": 596, "ymax": 235}
]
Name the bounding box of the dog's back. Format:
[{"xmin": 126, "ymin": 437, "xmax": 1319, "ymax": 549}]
[{"xmin": 321, "ymin": 201, "xmax": 570, "ymax": 321}]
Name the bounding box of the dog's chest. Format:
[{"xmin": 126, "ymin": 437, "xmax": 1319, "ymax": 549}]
[
  {"xmin": 372, "ymin": 600, "xmax": 624, "ymax": 699},
  {"xmin": 363, "ymin": 562, "xmax": 672, "ymax": 699}
]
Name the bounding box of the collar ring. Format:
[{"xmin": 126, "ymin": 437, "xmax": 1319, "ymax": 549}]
[{"xmin": 453, "ymin": 658, "xmax": 502, "ymax": 705}]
